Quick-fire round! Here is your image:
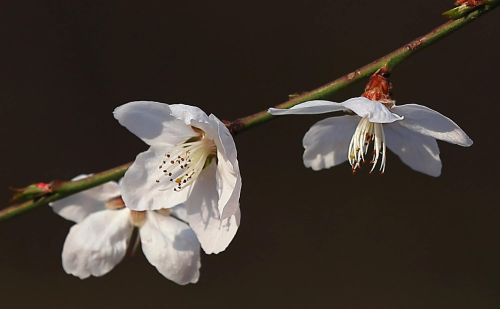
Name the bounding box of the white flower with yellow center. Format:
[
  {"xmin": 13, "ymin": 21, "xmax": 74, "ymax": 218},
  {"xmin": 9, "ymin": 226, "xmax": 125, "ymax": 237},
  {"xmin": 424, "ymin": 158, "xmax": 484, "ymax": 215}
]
[
  {"xmin": 114, "ymin": 101, "xmax": 241, "ymax": 254},
  {"xmin": 50, "ymin": 176, "xmax": 200, "ymax": 285},
  {"xmin": 269, "ymin": 97, "xmax": 473, "ymax": 176}
]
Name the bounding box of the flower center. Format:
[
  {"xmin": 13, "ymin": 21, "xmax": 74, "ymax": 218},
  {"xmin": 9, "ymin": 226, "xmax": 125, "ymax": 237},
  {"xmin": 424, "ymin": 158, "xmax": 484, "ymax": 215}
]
[
  {"xmin": 348, "ymin": 117, "xmax": 387, "ymax": 174},
  {"xmin": 155, "ymin": 129, "xmax": 217, "ymax": 191}
]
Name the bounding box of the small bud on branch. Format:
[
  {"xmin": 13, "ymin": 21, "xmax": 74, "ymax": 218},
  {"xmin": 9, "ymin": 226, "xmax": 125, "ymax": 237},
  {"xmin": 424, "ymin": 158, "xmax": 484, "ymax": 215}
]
[
  {"xmin": 444, "ymin": 0, "xmax": 498, "ymax": 19},
  {"xmin": 9, "ymin": 182, "xmax": 53, "ymax": 204}
]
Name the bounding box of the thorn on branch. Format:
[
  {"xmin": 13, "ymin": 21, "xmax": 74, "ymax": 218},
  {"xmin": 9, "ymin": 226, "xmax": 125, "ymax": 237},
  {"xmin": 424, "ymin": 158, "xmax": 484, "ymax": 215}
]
[
  {"xmin": 347, "ymin": 70, "xmax": 362, "ymax": 80},
  {"xmin": 406, "ymin": 38, "xmax": 425, "ymax": 51},
  {"xmin": 288, "ymin": 92, "xmax": 307, "ymax": 99}
]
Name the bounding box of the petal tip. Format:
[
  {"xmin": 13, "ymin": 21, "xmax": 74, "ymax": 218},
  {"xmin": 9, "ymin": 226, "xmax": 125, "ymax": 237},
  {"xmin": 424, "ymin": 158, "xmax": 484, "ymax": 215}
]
[
  {"xmin": 464, "ymin": 137, "xmax": 473, "ymax": 147},
  {"xmin": 427, "ymin": 166, "xmax": 442, "ymax": 177}
]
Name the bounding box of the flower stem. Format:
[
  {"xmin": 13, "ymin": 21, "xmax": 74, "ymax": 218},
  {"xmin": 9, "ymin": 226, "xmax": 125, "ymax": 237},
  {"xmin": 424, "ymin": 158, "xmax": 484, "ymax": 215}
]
[
  {"xmin": 229, "ymin": 0, "xmax": 499, "ymax": 133},
  {"xmin": 1, "ymin": 3, "xmax": 498, "ymax": 222},
  {"xmin": 0, "ymin": 163, "xmax": 130, "ymax": 222}
]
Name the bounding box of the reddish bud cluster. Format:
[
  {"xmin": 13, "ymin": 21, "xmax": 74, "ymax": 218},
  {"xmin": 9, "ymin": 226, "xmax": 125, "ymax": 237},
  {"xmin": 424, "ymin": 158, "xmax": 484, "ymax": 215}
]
[
  {"xmin": 455, "ymin": 0, "xmax": 485, "ymax": 7},
  {"xmin": 362, "ymin": 68, "xmax": 394, "ymax": 106},
  {"xmin": 35, "ymin": 182, "xmax": 52, "ymax": 192}
]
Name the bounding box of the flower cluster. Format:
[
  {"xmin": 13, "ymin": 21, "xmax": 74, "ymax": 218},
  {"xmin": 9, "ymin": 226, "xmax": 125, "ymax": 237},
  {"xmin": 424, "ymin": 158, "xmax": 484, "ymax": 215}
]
[
  {"xmin": 49, "ymin": 70, "xmax": 473, "ymax": 285},
  {"xmin": 51, "ymin": 102, "xmax": 241, "ymax": 284}
]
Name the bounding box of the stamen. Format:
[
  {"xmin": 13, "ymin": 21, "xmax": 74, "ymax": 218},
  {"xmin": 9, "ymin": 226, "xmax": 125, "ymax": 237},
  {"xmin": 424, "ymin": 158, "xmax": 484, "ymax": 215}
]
[
  {"xmin": 348, "ymin": 118, "xmax": 387, "ymax": 174},
  {"xmin": 154, "ymin": 131, "xmax": 216, "ymax": 192}
]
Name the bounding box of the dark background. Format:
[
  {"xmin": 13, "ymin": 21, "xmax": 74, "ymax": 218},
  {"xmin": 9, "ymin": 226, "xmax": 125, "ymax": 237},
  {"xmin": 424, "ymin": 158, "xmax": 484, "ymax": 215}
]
[{"xmin": 1, "ymin": 1, "xmax": 499, "ymax": 308}]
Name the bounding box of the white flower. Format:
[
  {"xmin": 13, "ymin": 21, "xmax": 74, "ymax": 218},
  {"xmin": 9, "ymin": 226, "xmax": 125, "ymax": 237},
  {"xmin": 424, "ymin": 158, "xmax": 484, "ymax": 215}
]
[
  {"xmin": 50, "ymin": 176, "xmax": 201, "ymax": 285},
  {"xmin": 269, "ymin": 97, "xmax": 473, "ymax": 176},
  {"xmin": 113, "ymin": 101, "xmax": 241, "ymax": 254}
]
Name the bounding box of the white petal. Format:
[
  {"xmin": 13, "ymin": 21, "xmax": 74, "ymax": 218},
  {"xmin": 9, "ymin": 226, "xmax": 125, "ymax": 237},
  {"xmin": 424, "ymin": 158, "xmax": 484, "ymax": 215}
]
[
  {"xmin": 302, "ymin": 115, "xmax": 359, "ymax": 170},
  {"xmin": 170, "ymin": 204, "xmax": 188, "ymax": 222},
  {"xmin": 169, "ymin": 104, "xmax": 211, "ymax": 127},
  {"xmin": 392, "ymin": 104, "xmax": 473, "ymax": 147},
  {"xmin": 210, "ymin": 114, "xmax": 238, "ymax": 162},
  {"xmin": 120, "ymin": 145, "xmax": 192, "ymax": 211},
  {"xmin": 61, "ymin": 208, "xmax": 133, "ymax": 279},
  {"xmin": 185, "ymin": 162, "xmax": 240, "ymax": 254},
  {"xmin": 216, "ymin": 153, "xmax": 242, "ymax": 219},
  {"xmin": 341, "ymin": 97, "xmax": 403, "ymax": 123},
  {"xmin": 50, "ymin": 175, "xmax": 120, "ymax": 223},
  {"xmin": 113, "ymin": 101, "xmax": 198, "ymax": 146},
  {"xmin": 268, "ymin": 100, "xmax": 346, "ymax": 115},
  {"xmin": 140, "ymin": 212, "xmax": 201, "ymax": 285},
  {"xmin": 183, "ymin": 113, "xmax": 232, "ymax": 158},
  {"xmin": 194, "ymin": 114, "xmax": 241, "ymax": 219},
  {"xmin": 385, "ymin": 122, "xmax": 442, "ymax": 177}
]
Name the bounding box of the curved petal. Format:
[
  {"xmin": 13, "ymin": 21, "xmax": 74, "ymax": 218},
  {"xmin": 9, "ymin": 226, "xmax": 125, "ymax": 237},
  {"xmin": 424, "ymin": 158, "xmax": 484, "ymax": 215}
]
[
  {"xmin": 268, "ymin": 100, "xmax": 345, "ymax": 115},
  {"xmin": 140, "ymin": 212, "xmax": 201, "ymax": 285},
  {"xmin": 210, "ymin": 114, "xmax": 238, "ymax": 163},
  {"xmin": 113, "ymin": 101, "xmax": 198, "ymax": 146},
  {"xmin": 216, "ymin": 158, "xmax": 242, "ymax": 219},
  {"xmin": 61, "ymin": 208, "xmax": 133, "ymax": 279},
  {"xmin": 185, "ymin": 162, "xmax": 240, "ymax": 254},
  {"xmin": 169, "ymin": 104, "xmax": 211, "ymax": 127},
  {"xmin": 384, "ymin": 122, "xmax": 442, "ymax": 177},
  {"xmin": 50, "ymin": 175, "xmax": 120, "ymax": 223},
  {"xmin": 341, "ymin": 97, "xmax": 403, "ymax": 123},
  {"xmin": 193, "ymin": 114, "xmax": 241, "ymax": 219},
  {"xmin": 392, "ymin": 104, "xmax": 473, "ymax": 147},
  {"xmin": 120, "ymin": 145, "xmax": 192, "ymax": 211},
  {"xmin": 302, "ymin": 115, "xmax": 359, "ymax": 170}
]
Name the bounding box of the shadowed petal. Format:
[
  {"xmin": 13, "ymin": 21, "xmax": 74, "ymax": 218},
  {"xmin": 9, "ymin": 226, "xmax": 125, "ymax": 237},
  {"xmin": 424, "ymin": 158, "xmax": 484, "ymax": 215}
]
[
  {"xmin": 61, "ymin": 208, "xmax": 133, "ymax": 279},
  {"xmin": 185, "ymin": 162, "xmax": 240, "ymax": 254},
  {"xmin": 140, "ymin": 212, "xmax": 201, "ymax": 285},
  {"xmin": 197, "ymin": 114, "xmax": 241, "ymax": 219},
  {"xmin": 302, "ymin": 115, "xmax": 359, "ymax": 170},
  {"xmin": 210, "ymin": 114, "xmax": 238, "ymax": 163},
  {"xmin": 216, "ymin": 155, "xmax": 241, "ymax": 219},
  {"xmin": 114, "ymin": 101, "xmax": 198, "ymax": 146},
  {"xmin": 393, "ymin": 104, "xmax": 473, "ymax": 146},
  {"xmin": 50, "ymin": 175, "xmax": 120, "ymax": 223},
  {"xmin": 385, "ymin": 122, "xmax": 442, "ymax": 177}
]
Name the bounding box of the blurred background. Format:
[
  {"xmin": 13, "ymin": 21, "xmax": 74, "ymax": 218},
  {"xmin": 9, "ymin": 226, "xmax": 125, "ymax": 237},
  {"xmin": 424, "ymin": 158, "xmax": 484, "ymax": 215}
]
[{"xmin": 1, "ymin": 1, "xmax": 499, "ymax": 308}]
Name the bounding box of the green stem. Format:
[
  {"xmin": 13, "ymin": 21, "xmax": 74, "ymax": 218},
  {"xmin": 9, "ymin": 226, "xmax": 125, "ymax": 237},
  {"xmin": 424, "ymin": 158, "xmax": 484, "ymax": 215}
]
[
  {"xmin": 1, "ymin": 3, "xmax": 498, "ymax": 222},
  {"xmin": 230, "ymin": 1, "xmax": 499, "ymax": 133},
  {"xmin": 0, "ymin": 163, "xmax": 130, "ymax": 222}
]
